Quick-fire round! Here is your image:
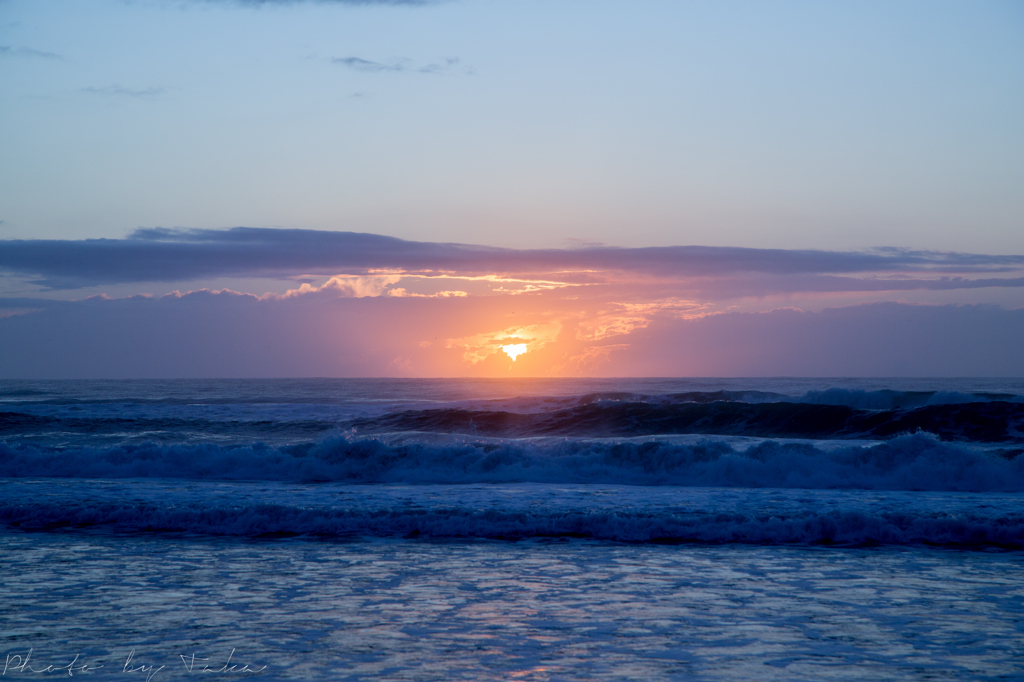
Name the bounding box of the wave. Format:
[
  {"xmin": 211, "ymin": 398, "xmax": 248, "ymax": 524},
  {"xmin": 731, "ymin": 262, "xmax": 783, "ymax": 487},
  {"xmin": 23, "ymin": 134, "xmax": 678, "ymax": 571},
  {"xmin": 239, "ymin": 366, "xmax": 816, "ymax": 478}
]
[
  {"xmin": 354, "ymin": 400, "xmax": 1024, "ymax": 443},
  {"xmin": 2, "ymin": 433, "xmax": 1022, "ymax": 491},
  {"xmin": 6, "ymin": 396, "xmax": 1023, "ymax": 450},
  {"xmin": 443, "ymin": 388, "xmax": 1023, "ymax": 415},
  {"xmin": 3, "ymin": 498, "xmax": 1021, "ymax": 548},
  {"xmin": 4, "ymin": 388, "xmax": 1021, "ymax": 447},
  {"xmin": 3, "ymin": 385, "xmax": 1018, "ymax": 409},
  {"xmin": 794, "ymin": 388, "xmax": 1022, "ymax": 410},
  {"xmin": 0, "ymin": 411, "xmax": 339, "ymax": 438}
]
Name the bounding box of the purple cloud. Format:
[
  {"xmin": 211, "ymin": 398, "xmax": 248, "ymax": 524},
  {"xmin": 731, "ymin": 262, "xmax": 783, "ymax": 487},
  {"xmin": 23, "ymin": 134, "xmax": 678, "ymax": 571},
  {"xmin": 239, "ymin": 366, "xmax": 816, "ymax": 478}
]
[{"xmin": 1, "ymin": 227, "xmax": 1022, "ymax": 290}]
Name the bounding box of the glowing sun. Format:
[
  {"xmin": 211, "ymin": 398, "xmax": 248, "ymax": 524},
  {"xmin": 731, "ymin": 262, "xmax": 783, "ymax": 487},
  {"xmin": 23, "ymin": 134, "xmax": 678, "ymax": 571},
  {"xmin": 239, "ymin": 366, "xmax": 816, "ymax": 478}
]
[{"xmin": 502, "ymin": 343, "xmax": 528, "ymax": 361}]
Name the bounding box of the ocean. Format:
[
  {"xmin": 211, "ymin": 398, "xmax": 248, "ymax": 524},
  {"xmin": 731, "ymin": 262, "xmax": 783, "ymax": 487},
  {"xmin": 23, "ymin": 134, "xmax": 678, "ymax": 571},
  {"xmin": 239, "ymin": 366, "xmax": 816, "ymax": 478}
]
[{"xmin": 1, "ymin": 377, "xmax": 1023, "ymax": 680}]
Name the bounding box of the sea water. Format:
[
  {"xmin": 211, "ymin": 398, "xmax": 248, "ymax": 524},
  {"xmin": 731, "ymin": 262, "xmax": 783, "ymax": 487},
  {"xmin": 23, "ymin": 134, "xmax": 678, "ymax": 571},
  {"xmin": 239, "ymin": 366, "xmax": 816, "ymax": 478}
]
[{"xmin": 1, "ymin": 378, "xmax": 1023, "ymax": 680}]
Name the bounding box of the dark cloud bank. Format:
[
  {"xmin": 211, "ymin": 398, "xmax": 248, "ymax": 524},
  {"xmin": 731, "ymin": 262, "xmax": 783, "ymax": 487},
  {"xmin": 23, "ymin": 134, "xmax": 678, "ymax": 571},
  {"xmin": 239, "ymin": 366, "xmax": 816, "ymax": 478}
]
[{"xmin": 2, "ymin": 227, "xmax": 1022, "ymax": 290}]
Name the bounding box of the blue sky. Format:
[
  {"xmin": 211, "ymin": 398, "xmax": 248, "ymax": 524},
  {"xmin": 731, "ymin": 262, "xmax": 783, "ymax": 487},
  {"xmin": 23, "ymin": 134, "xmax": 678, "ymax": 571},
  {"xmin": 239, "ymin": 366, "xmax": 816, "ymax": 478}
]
[{"xmin": 2, "ymin": 0, "xmax": 1021, "ymax": 252}]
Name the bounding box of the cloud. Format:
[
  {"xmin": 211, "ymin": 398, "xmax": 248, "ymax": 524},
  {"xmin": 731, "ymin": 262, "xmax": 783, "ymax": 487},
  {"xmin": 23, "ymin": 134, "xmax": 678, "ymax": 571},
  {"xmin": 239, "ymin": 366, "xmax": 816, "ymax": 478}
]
[
  {"xmin": 387, "ymin": 288, "xmax": 467, "ymax": 298},
  {"xmin": 576, "ymin": 299, "xmax": 709, "ymax": 342},
  {"xmin": 677, "ymin": 273, "xmax": 1024, "ymax": 302},
  {"xmin": 332, "ymin": 56, "xmax": 460, "ymax": 74},
  {"xmin": 416, "ymin": 57, "xmax": 460, "ymax": 74},
  {"xmin": 1, "ymin": 227, "xmax": 1022, "ymax": 291},
  {"xmin": 278, "ymin": 274, "xmax": 402, "ymax": 298},
  {"xmin": 333, "ymin": 56, "xmax": 405, "ymax": 72},
  {"xmin": 564, "ymin": 238, "xmax": 606, "ymax": 249},
  {"xmin": 81, "ymin": 85, "xmax": 165, "ymax": 98},
  {"xmin": 0, "ymin": 307, "xmax": 40, "ymax": 320},
  {"xmin": 197, "ymin": 0, "xmax": 432, "ymax": 6},
  {"xmin": 0, "ymin": 45, "xmax": 62, "ymax": 60}
]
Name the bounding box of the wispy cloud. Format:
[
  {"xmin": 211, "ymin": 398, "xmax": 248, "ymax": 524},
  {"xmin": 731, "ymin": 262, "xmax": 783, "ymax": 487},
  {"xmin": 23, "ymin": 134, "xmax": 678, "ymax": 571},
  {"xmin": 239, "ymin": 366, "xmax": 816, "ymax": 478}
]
[
  {"xmin": 417, "ymin": 57, "xmax": 460, "ymax": 74},
  {"xmin": 1, "ymin": 227, "xmax": 1023, "ymax": 291},
  {"xmin": 332, "ymin": 56, "xmax": 460, "ymax": 74},
  {"xmin": 0, "ymin": 45, "xmax": 62, "ymax": 60},
  {"xmin": 333, "ymin": 56, "xmax": 404, "ymax": 72},
  {"xmin": 213, "ymin": 0, "xmax": 433, "ymax": 5},
  {"xmin": 81, "ymin": 85, "xmax": 165, "ymax": 98}
]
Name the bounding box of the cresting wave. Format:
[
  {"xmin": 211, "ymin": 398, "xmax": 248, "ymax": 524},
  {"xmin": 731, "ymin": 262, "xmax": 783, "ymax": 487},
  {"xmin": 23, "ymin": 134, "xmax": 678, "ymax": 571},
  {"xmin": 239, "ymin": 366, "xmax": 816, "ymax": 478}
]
[
  {"xmin": 2, "ymin": 499, "xmax": 1022, "ymax": 548},
  {"xmin": 4, "ymin": 389, "xmax": 1022, "ymax": 446},
  {"xmin": 354, "ymin": 400, "xmax": 1024, "ymax": 442},
  {"xmin": 2, "ymin": 432, "xmax": 1023, "ymax": 491},
  {"xmin": 8, "ymin": 396, "xmax": 1020, "ymax": 445}
]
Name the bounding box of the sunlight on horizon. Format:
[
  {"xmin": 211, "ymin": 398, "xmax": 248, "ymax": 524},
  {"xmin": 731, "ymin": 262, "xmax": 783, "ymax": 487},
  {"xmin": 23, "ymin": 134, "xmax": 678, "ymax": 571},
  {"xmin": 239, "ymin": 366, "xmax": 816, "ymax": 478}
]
[{"xmin": 502, "ymin": 344, "xmax": 528, "ymax": 361}]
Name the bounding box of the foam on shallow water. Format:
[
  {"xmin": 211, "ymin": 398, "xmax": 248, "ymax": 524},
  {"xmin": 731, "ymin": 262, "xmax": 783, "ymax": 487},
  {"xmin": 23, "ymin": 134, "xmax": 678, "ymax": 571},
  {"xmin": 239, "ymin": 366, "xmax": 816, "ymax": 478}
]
[{"xmin": 2, "ymin": 534, "xmax": 1022, "ymax": 680}]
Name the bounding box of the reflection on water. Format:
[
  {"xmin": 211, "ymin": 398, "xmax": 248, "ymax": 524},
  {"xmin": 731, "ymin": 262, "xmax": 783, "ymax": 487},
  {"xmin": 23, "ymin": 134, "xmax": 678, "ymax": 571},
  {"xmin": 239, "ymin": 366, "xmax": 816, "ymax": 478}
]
[{"xmin": 1, "ymin": 534, "xmax": 1022, "ymax": 680}]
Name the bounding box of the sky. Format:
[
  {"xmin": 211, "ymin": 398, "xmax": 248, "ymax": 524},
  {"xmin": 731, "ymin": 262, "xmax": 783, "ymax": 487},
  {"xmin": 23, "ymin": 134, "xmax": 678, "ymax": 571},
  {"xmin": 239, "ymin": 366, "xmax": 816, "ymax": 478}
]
[{"xmin": 0, "ymin": 0, "xmax": 1022, "ymax": 378}]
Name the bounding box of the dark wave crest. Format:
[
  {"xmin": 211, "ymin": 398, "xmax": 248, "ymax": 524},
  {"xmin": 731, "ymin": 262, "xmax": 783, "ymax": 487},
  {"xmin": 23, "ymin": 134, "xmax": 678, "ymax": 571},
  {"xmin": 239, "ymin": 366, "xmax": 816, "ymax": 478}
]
[
  {"xmin": 0, "ymin": 411, "xmax": 338, "ymax": 441},
  {"xmin": 355, "ymin": 400, "xmax": 1024, "ymax": 443},
  {"xmin": 3, "ymin": 500, "xmax": 1022, "ymax": 548},
  {"xmin": 2, "ymin": 433, "xmax": 1022, "ymax": 491}
]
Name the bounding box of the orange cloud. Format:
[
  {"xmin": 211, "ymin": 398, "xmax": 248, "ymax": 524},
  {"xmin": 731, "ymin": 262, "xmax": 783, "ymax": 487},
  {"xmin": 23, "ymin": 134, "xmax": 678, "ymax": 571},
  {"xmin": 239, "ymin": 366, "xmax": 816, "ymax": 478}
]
[
  {"xmin": 388, "ymin": 288, "xmax": 468, "ymax": 298},
  {"xmin": 446, "ymin": 321, "xmax": 562, "ymax": 364},
  {"xmin": 576, "ymin": 298, "xmax": 710, "ymax": 341}
]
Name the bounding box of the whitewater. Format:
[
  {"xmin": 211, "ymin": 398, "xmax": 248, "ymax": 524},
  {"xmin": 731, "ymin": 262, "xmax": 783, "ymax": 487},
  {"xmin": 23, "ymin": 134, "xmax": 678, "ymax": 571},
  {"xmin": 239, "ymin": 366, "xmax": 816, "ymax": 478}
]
[{"xmin": 2, "ymin": 378, "xmax": 1023, "ymax": 680}]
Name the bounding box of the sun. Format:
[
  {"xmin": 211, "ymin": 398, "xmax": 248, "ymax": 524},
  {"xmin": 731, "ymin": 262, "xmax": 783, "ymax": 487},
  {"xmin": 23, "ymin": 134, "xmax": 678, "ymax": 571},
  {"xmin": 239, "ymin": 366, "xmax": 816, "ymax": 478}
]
[{"xmin": 502, "ymin": 343, "xmax": 528, "ymax": 361}]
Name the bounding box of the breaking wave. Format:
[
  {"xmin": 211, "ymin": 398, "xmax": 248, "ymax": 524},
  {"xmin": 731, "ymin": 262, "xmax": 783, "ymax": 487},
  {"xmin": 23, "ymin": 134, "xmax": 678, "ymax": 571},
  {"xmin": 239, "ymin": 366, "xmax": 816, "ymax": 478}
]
[
  {"xmin": 354, "ymin": 400, "xmax": 1024, "ymax": 442},
  {"xmin": 452, "ymin": 388, "xmax": 1024, "ymax": 412},
  {"xmin": 2, "ymin": 432, "xmax": 1022, "ymax": 491},
  {"xmin": 3, "ymin": 498, "xmax": 1022, "ymax": 548},
  {"xmin": 793, "ymin": 388, "xmax": 1023, "ymax": 409}
]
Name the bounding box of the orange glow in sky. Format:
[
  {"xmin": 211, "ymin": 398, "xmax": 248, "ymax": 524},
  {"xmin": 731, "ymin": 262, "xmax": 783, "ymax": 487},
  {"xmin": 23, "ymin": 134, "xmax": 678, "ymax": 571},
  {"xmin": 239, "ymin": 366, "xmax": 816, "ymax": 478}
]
[{"xmin": 502, "ymin": 343, "xmax": 528, "ymax": 361}]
